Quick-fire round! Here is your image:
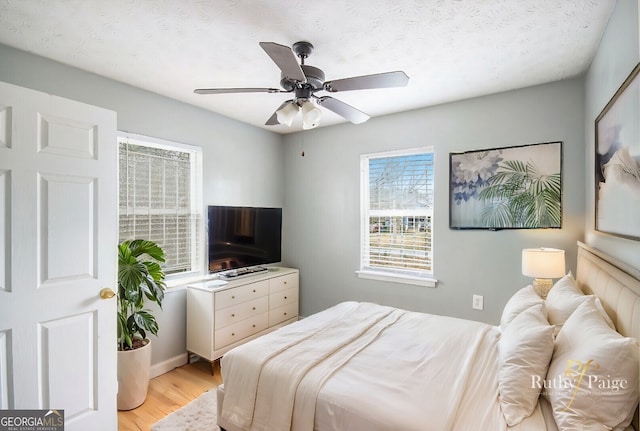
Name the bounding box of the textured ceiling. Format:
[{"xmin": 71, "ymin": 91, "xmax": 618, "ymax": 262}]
[{"xmin": 0, "ymin": 0, "xmax": 615, "ymax": 134}]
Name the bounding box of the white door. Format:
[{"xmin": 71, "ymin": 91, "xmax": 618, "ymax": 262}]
[{"xmin": 0, "ymin": 81, "xmax": 118, "ymax": 430}]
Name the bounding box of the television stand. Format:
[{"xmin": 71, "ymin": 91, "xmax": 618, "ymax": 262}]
[{"xmin": 186, "ymin": 267, "xmax": 299, "ymax": 375}]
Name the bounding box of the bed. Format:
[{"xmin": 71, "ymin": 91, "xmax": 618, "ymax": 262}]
[{"xmin": 216, "ymin": 242, "xmax": 639, "ymax": 431}]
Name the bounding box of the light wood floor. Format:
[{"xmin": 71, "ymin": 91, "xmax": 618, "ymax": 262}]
[{"xmin": 118, "ymin": 359, "xmax": 223, "ymax": 431}]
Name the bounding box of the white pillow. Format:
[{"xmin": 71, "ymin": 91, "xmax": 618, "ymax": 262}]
[
  {"xmin": 546, "ymin": 273, "xmax": 615, "ymax": 331},
  {"xmin": 545, "ymin": 273, "xmax": 587, "ymax": 326},
  {"xmin": 545, "ymin": 296, "xmax": 639, "ymax": 431},
  {"xmin": 500, "ymin": 285, "xmax": 544, "ymax": 329},
  {"xmin": 498, "ymin": 303, "xmax": 554, "ymax": 425}
]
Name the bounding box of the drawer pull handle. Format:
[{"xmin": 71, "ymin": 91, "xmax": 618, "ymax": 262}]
[
  {"xmin": 252, "ymin": 307, "xmax": 256, "ymax": 310},
  {"xmin": 252, "ymin": 324, "xmax": 256, "ymax": 328},
  {"xmin": 284, "ymin": 312, "xmax": 287, "ymax": 316},
  {"xmin": 232, "ymin": 296, "xmax": 235, "ymax": 299},
  {"xmin": 231, "ymin": 314, "xmax": 235, "ymax": 317},
  {"xmin": 253, "ymin": 289, "xmax": 256, "ymax": 292},
  {"xmin": 231, "ymin": 333, "xmax": 235, "ymax": 336},
  {"xmin": 284, "ymin": 281, "xmax": 287, "ymax": 284},
  {"xmin": 284, "ymin": 296, "xmax": 287, "ymax": 300}
]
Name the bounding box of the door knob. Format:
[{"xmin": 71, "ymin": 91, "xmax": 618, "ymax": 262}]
[{"xmin": 99, "ymin": 288, "xmax": 116, "ymax": 299}]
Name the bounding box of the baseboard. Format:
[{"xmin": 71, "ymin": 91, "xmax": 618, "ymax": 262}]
[{"xmin": 150, "ymin": 352, "xmax": 189, "ymax": 379}]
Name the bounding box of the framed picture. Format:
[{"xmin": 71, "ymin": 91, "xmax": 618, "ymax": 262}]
[
  {"xmin": 450, "ymin": 141, "xmax": 562, "ymax": 230},
  {"xmin": 595, "ymin": 62, "xmax": 640, "ymax": 240}
]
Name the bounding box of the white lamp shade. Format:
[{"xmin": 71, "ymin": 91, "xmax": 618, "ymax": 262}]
[
  {"xmin": 522, "ymin": 248, "xmax": 566, "ymax": 278},
  {"xmin": 276, "ymin": 102, "xmax": 298, "ymax": 126},
  {"xmin": 301, "ymin": 100, "xmax": 321, "ymax": 129}
]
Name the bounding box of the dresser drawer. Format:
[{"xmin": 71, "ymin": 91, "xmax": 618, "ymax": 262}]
[
  {"xmin": 215, "ymin": 280, "xmax": 269, "ymax": 310},
  {"xmin": 214, "ymin": 312, "xmax": 269, "ymax": 350},
  {"xmin": 269, "ymin": 272, "xmax": 298, "ymax": 293},
  {"xmin": 269, "ymin": 286, "xmax": 298, "ymax": 310},
  {"xmin": 269, "ymin": 302, "xmax": 298, "ymax": 326},
  {"xmin": 214, "ymin": 296, "xmax": 268, "ymax": 329}
]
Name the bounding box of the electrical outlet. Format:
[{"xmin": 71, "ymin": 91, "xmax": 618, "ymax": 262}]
[{"xmin": 472, "ymin": 294, "xmax": 484, "ymax": 310}]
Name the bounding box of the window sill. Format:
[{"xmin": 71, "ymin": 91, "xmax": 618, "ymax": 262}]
[
  {"xmin": 356, "ymin": 270, "xmax": 437, "ymax": 287},
  {"xmin": 165, "ymin": 272, "xmax": 208, "ymax": 289}
]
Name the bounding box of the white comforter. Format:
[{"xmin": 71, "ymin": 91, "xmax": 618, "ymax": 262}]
[{"xmin": 220, "ymin": 302, "xmax": 550, "ymax": 431}]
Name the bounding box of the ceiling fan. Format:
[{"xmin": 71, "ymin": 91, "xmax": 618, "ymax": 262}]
[{"xmin": 194, "ymin": 41, "xmax": 409, "ymax": 129}]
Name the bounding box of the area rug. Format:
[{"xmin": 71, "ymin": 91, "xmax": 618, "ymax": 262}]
[{"xmin": 150, "ymin": 388, "xmax": 220, "ymax": 431}]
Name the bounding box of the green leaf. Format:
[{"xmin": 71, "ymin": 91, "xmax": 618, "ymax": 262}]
[
  {"xmin": 133, "ymin": 310, "xmax": 159, "ymax": 336},
  {"xmin": 127, "ymin": 240, "xmax": 166, "ymax": 263},
  {"xmin": 480, "ymin": 159, "xmax": 561, "ymax": 228}
]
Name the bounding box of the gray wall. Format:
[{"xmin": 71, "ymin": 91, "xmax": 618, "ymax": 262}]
[
  {"xmin": 0, "ymin": 43, "xmax": 285, "ymax": 366},
  {"xmin": 283, "ymin": 78, "xmax": 586, "ymax": 325},
  {"xmin": 584, "ymin": 0, "xmax": 640, "ymax": 268}
]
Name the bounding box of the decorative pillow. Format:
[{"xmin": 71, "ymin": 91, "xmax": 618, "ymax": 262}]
[
  {"xmin": 545, "ymin": 297, "xmax": 639, "ymax": 431},
  {"xmin": 546, "ymin": 273, "xmax": 615, "ymax": 331},
  {"xmin": 500, "ymin": 285, "xmax": 544, "ymax": 329},
  {"xmin": 498, "ymin": 303, "xmax": 554, "ymax": 426},
  {"xmin": 545, "ymin": 273, "xmax": 587, "ymax": 327}
]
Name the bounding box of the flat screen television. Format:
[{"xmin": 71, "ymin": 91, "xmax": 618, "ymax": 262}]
[{"xmin": 207, "ymin": 205, "xmax": 282, "ymax": 274}]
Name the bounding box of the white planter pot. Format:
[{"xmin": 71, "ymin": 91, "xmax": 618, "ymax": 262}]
[{"xmin": 117, "ymin": 339, "xmax": 152, "ymax": 410}]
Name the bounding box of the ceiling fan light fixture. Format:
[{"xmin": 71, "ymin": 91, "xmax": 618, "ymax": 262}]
[
  {"xmin": 195, "ymin": 41, "xmax": 409, "ymax": 129},
  {"xmin": 301, "ymin": 100, "xmax": 322, "ymax": 129},
  {"xmin": 276, "ymin": 101, "xmax": 299, "ymax": 126}
]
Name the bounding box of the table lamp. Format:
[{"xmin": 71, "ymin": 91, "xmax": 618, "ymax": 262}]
[{"xmin": 522, "ymin": 247, "xmax": 566, "ymax": 298}]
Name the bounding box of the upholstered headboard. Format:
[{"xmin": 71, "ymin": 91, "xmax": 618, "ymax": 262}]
[{"xmin": 575, "ymin": 241, "xmax": 640, "ymax": 431}]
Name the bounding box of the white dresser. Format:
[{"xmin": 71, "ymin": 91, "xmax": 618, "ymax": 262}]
[{"xmin": 186, "ymin": 267, "xmax": 299, "ymax": 372}]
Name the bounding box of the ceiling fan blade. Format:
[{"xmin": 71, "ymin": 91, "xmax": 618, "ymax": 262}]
[
  {"xmin": 265, "ymin": 100, "xmax": 293, "ymax": 125},
  {"xmin": 259, "ymin": 42, "xmax": 306, "ymax": 83},
  {"xmin": 194, "ymin": 87, "xmax": 284, "ymax": 95},
  {"xmin": 323, "ymin": 71, "xmax": 409, "ymax": 93},
  {"xmin": 316, "ymin": 96, "xmax": 370, "ymax": 124}
]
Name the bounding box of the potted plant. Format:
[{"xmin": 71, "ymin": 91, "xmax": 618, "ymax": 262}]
[{"xmin": 117, "ymin": 239, "xmax": 166, "ymax": 410}]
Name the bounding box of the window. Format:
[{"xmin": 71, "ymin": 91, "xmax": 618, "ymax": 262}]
[
  {"xmin": 359, "ymin": 147, "xmax": 435, "ymax": 286},
  {"xmin": 118, "ymin": 132, "xmax": 203, "ymax": 277}
]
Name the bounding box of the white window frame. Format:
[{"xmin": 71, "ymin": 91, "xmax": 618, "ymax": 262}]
[
  {"xmin": 118, "ymin": 131, "xmax": 204, "ymax": 285},
  {"xmin": 357, "ymin": 147, "xmax": 437, "ymax": 287}
]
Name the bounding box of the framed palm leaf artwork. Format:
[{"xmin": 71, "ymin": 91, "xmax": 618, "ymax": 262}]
[{"xmin": 449, "ymin": 141, "xmax": 562, "ymax": 229}]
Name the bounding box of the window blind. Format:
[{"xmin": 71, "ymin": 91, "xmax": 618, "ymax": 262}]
[
  {"xmin": 361, "ymin": 149, "xmax": 434, "ymax": 276},
  {"xmin": 119, "ymin": 139, "xmax": 201, "ymax": 275}
]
